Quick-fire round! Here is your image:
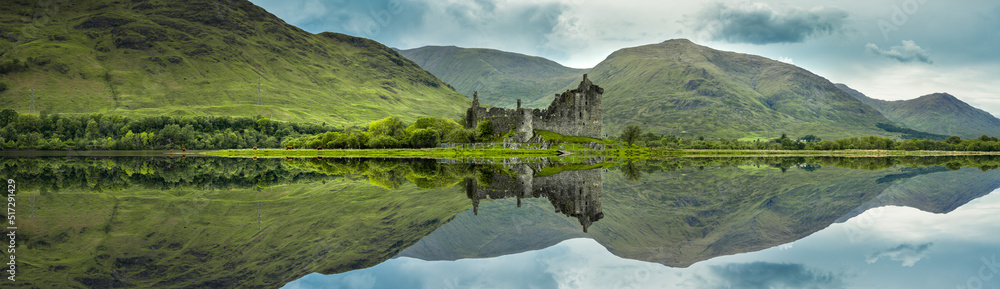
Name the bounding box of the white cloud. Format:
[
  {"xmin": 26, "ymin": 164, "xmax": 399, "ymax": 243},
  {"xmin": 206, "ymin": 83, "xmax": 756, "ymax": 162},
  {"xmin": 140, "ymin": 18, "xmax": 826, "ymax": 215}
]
[
  {"xmin": 865, "ymin": 243, "xmax": 933, "ymax": 267},
  {"xmin": 865, "ymin": 40, "xmax": 932, "ymax": 64}
]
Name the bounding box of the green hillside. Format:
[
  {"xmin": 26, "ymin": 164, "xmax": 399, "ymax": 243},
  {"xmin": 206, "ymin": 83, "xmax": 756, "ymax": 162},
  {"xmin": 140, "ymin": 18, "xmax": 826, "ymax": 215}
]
[
  {"xmin": 0, "ymin": 0, "xmax": 468, "ymax": 126},
  {"xmin": 836, "ymin": 84, "xmax": 1000, "ymax": 139},
  {"xmin": 398, "ymin": 46, "xmax": 587, "ymax": 108},
  {"xmin": 589, "ymin": 39, "xmax": 897, "ymax": 139}
]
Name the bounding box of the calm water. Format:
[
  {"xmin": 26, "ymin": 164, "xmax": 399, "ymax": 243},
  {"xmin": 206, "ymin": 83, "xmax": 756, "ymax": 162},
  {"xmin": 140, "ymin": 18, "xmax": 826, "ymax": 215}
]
[{"xmin": 4, "ymin": 155, "xmax": 1000, "ymax": 288}]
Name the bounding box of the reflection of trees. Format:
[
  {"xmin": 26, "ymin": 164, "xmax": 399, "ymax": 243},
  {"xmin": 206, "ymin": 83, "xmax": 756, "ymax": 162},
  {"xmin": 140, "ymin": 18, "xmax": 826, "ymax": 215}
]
[
  {"xmin": 621, "ymin": 160, "xmax": 642, "ymax": 181},
  {"xmin": 285, "ymin": 158, "xmax": 476, "ymax": 190},
  {"xmin": 631, "ymin": 156, "xmax": 1000, "ymax": 173},
  {"xmin": 0, "ymin": 157, "xmax": 326, "ymax": 193}
]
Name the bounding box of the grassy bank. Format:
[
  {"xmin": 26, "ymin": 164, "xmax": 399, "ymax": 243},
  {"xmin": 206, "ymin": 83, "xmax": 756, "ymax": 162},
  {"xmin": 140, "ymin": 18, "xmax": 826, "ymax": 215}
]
[{"xmin": 202, "ymin": 147, "xmax": 1000, "ymax": 159}]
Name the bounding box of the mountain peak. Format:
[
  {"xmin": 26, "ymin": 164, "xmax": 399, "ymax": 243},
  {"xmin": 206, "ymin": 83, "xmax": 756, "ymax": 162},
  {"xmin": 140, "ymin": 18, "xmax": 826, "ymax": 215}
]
[{"xmin": 662, "ymin": 38, "xmax": 694, "ymax": 44}]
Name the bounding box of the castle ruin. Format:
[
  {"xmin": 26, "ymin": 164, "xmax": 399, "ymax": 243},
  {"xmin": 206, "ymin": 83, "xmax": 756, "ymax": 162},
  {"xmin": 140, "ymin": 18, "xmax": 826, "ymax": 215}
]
[{"xmin": 466, "ymin": 74, "xmax": 604, "ymax": 142}]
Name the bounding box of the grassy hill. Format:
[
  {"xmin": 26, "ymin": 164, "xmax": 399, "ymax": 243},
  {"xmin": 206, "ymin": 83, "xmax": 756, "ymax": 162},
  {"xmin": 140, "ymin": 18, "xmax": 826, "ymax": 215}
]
[
  {"xmin": 588, "ymin": 39, "xmax": 897, "ymax": 139},
  {"xmin": 836, "ymin": 84, "xmax": 1000, "ymax": 139},
  {"xmin": 398, "ymin": 46, "xmax": 587, "ymax": 108},
  {"xmin": 0, "ymin": 0, "xmax": 468, "ymax": 126}
]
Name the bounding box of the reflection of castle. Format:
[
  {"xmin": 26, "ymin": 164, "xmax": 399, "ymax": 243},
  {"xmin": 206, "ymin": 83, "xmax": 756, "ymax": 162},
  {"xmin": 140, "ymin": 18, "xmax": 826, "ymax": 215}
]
[
  {"xmin": 465, "ymin": 74, "xmax": 603, "ymax": 142},
  {"xmin": 465, "ymin": 165, "xmax": 604, "ymax": 232}
]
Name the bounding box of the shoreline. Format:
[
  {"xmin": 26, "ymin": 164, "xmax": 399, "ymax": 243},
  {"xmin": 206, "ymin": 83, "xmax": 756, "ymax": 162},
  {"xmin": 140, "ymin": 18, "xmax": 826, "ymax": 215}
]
[{"xmin": 2, "ymin": 148, "xmax": 999, "ymax": 159}]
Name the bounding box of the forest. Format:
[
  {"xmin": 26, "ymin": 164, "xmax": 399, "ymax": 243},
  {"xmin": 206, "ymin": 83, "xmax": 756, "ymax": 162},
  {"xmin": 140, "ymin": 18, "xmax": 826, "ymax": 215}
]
[{"xmin": 0, "ymin": 109, "xmax": 334, "ymax": 150}]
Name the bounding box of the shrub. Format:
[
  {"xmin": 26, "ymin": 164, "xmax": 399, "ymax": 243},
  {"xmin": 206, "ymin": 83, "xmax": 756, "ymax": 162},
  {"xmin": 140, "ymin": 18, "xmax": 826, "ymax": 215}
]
[
  {"xmin": 409, "ymin": 128, "xmax": 440, "ymax": 148},
  {"xmin": 475, "ymin": 120, "xmax": 492, "ymax": 141},
  {"xmin": 366, "ymin": 135, "xmax": 400, "ymax": 148}
]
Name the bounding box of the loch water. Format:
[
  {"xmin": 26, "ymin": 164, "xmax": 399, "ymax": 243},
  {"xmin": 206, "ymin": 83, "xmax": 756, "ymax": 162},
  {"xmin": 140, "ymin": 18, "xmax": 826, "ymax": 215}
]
[{"xmin": 4, "ymin": 155, "xmax": 1000, "ymax": 288}]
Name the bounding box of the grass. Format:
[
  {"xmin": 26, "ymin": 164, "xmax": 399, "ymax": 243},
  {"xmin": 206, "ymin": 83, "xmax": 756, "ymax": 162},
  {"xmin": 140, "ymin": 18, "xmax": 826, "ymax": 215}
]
[
  {"xmin": 202, "ymin": 146, "xmax": 1000, "ymax": 161},
  {"xmin": 534, "ymin": 130, "xmax": 615, "ymax": 145}
]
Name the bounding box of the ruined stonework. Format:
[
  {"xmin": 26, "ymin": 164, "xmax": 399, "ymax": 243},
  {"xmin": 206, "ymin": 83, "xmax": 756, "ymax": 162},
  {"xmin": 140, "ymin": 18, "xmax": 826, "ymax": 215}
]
[
  {"xmin": 466, "ymin": 74, "xmax": 604, "ymax": 141},
  {"xmin": 465, "ymin": 164, "xmax": 603, "ymax": 232}
]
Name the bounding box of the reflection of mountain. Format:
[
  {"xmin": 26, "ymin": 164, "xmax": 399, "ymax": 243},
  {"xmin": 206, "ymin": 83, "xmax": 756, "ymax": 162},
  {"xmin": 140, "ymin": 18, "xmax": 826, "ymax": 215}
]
[
  {"xmin": 396, "ymin": 198, "xmax": 588, "ymax": 261},
  {"xmin": 14, "ymin": 157, "xmax": 470, "ymax": 288},
  {"xmin": 398, "ymin": 159, "xmax": 1000, "ymax": 268},
  {"xmin": 836, "ymin": 167, "xmax": 1000, "ymax": 222}
]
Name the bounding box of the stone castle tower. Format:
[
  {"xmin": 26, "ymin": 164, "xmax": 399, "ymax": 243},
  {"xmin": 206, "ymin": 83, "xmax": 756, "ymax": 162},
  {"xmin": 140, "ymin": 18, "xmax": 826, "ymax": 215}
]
[{"xmin": 466, "ymin": 74, "xmax": 603, "ymax": 141}]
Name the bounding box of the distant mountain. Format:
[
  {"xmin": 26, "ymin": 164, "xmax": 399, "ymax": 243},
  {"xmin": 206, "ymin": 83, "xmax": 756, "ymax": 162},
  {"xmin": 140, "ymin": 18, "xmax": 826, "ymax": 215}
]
[
  {"xmin": 0, "ymin": 0, "xmax": 468, "ymax": 125},
  {"xmin": 588, "ymin": 39, "xmax": 896, "ymax": 139},
  {"xmin": 398, "ymin": 46, "xmax": 587, "ymax": 108},
  {"xmin": 401, "ymin": 40, "xmax": 900, "ymax": 139},
  {"xmin": 836, "ymin": 84, "xmax": 1000, "ymax": 139}
]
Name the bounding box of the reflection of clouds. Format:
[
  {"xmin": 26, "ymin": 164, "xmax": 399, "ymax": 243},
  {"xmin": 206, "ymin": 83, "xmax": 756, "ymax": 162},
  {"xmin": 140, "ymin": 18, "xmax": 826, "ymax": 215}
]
[
  {"xmin": 704, "ymin": 262, "xmax": 843, "ymax": 289},
  {"xmin": 865, "ymin": 243, "xmax": 933, "ymax": 267},
  {"xmin": 847, "ymin": 190, "xmax": 1000, "ymax": 243}
]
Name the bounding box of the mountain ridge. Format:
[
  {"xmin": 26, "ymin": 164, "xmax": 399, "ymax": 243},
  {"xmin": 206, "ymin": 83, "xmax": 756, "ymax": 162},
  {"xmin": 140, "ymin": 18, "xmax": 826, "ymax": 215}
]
[
  {"xmin": 588, "ymin": 39, "xmax": 897, "ymax": 139},
  {"xmin": 398, "ymin": 45, "xmax": 588, "ymax": 109},
  {"xmin": 836, "ymin": 83, "xmax": 1000, "ymax": 138}
]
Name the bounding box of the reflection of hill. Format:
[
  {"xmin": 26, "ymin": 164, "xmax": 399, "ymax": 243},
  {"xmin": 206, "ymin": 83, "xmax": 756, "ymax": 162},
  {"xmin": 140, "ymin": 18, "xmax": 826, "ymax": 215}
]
[
  {"xmin": 836, "ymin": 167, "xmax": 1000, "ymax": 222},
  {"xmin": 397, "ymin": 157, "xmax": 1000, "ymax": 268},
  {"xmin": 396, "ymin": 198, "xmax": 588, "ymax": 261},
  {"xmin": 14, "ymin": 157, "xmax": 470, "ymax": 288}
]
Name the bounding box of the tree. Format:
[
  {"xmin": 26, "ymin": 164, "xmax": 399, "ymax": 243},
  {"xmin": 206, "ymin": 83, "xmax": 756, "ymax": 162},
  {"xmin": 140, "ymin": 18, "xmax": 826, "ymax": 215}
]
[
  {"xmin": 800, "ymin": 135, "xmax": 820, "ymax": 142},
  {"xmin": 475, "ymin": 120, "xmax": 493, "ymax": 141},
  {"xmin": 366, "ymin": 135, "xmax": 400, "ymax": 148},
  {"xmin": 621, "ymin": 124, "xmax": 641, "ymax": 148},
  {"xmin": 368, "ymin": 116, "xmax": 407, "ymax": 140},
  {"xmin": 409, "ymin": 128, "xmax": 440, "ymax": 148},
  {"xmin": 0, "ymin": 109, "xmax": 16, "ymax": 128}
]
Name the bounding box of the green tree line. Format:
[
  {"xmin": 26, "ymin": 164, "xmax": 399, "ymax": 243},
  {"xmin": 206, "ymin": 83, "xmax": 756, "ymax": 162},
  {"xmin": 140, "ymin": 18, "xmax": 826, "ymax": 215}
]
[
  {"xmin": 283, "ymin": 116, "xmax": 481, "ymax": 149},
  {"xmin": 629, "ymin": 131, "xmax": 1000, "ymax": 152},
  {"xmin": 0, "ymin": 109, "xmax": 335, "ymax": 150}
]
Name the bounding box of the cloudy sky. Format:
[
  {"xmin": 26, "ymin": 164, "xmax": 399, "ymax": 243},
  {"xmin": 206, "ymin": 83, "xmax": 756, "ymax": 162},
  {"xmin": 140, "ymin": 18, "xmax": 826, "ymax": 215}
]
[{"xmin": 249, "ymin": 0, "xmax": 1000, "ymax": 115}]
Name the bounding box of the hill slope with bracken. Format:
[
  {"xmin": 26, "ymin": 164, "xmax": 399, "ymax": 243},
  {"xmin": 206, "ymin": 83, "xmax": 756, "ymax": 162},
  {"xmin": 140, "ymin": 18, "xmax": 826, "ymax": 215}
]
[
  {"xmin": 398, "ymin": 45, "xmax": 588, "ymax": 109},
  {"xmin": 588, "ymin": 39, "xmax": 897, "ymax": 139},
  {"xmin": 836, "ymin": 84, "xmax": 1000, "ymax": 139},
  {"xmin": 0, "ymin": 0, "xmax": 468, "ymax": 126}
]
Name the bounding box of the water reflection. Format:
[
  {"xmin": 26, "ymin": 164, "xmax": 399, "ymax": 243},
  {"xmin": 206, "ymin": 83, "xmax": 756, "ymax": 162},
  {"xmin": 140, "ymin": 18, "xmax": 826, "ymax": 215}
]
[
  {"xmin": 3, "ymin": 155, "xmax": 1000, "ymax": 288},
  {"xmin": 465, "ymin": 159, "xmax": 604, "ymax": 232},
  {"xmin": 287, "ymin": 190, "xmax": 1000, "ymax": 289}
]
